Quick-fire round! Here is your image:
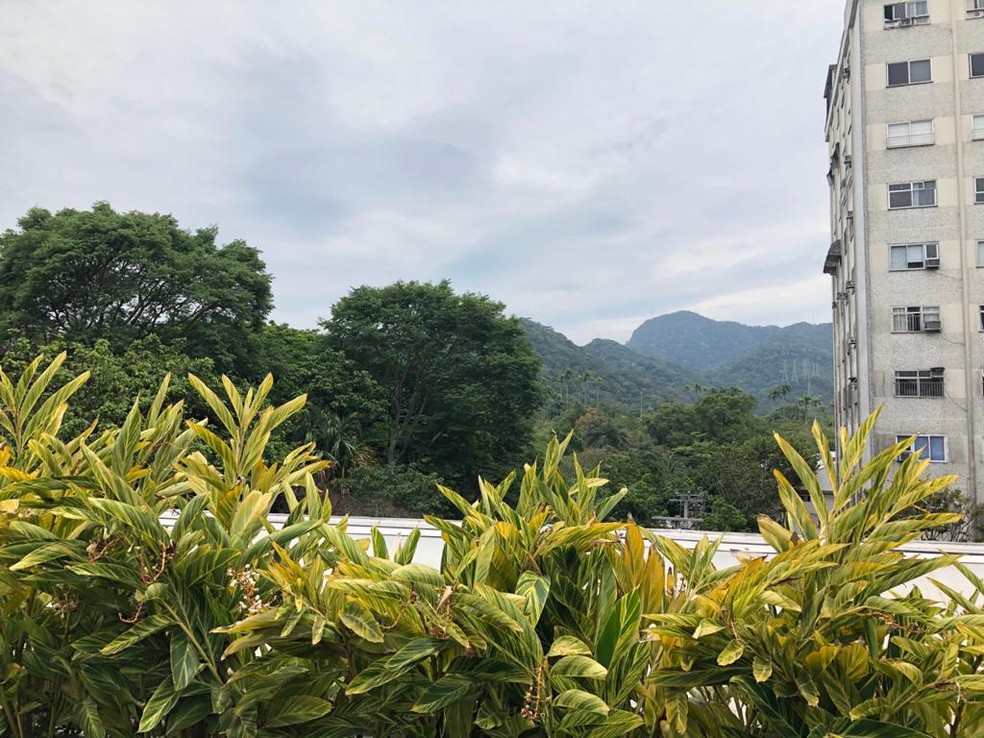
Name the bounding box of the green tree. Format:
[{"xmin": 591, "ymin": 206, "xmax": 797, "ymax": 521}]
[
  {"xmin": 0, "ymin": 333, "xmax": 217, "ymax": 436},
  {"xmin": 251, "ymin": 323, "xmax": 385, "ymax": 463},
  {"xmin": 0, "ymin": 203, "xmax": 272, "ymax": 373},
  {"xmin": 322, "ymin": 281, "xmax": 543, "ymax": 487}
]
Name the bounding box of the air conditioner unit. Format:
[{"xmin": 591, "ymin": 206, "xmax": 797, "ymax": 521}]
[
  {"xmin": 846, "ymin": 280, "xmax": 856, "ymax": 290},
  {"xmin": 923, "ymin": 319, "xmax": 942, "ymax": 332},
  {"xmin": 846, "ymin": 210, "xmax": 854, "ymax": 221},
  {"xmin": 899, "ymin": 16, "xmax": 916, "ymax": 26},
  {"xmin": 844, "ymin": 154, "xmax": 853, "ymax": 168},
  {"xmin": 925, "ymin": 257, "xmax": 940, "ymax": 268}
]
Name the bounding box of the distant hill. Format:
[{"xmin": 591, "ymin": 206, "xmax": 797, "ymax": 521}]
[
  {"xmin": 627, "ymin": 311, "xmax": 775, "ymax": 371},
  {"xmin": 627, "ymin": 311, "xmax": 833, "ymax": 410},
  {"xmin": 519, "ymin": 319, "xmax": 694, "ymax": 413},
  {"xmin": 522, "ymin": 312, "xmax": 834, "ymax": 415}
]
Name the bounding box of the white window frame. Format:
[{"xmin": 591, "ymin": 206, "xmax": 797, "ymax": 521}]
[
  {"xmin": 972, "ymin": 0, "xmax": 984, "ymax": 20},
  {"xmin": 973, "ymin": 115, "xmax": 984, "ymax": 139},
  {"xmin": 889, "ymin": 242, "xmax": 939, "ymax": 270},
  {"xmin": 892, "ymin": 305, "xmax": 941, "ymax": 332},
  {"xmin": 884, "ymin": 1, "xmax": 930, "ymax": 26},
  {"xmin": 894, "ymin": 369, "xmax": 944, "ymax": 397},
  {"xmin": 888, "ymin": 180, "xmax": 937, "ymax": 209},
  {"xmin": 976, "ymin": 177, "xmax": 984, "ymax": 203},
  {"xmin": 887, "ymin": 59, "xmax": 932, "ymax": 86},
  {"xmin": 887, "ymin": 120, "xmax": 935, "ymax": 148},
  {"xmin": 896, "ymin": 434, "xmax": 947, "ymax": 462},
  {"xmin": 977, "ymin": 240, "xmax": 984, "ymax": 266}
]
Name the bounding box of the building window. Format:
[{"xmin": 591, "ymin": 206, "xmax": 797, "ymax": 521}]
[
  {"xmin": 892, "ymin": 305, "xmax": 941, "ymax": 332},
  {"xmin": 885, "ymin": 2, "xmax": 929, "ymax": 25},
  {"xmin": 897, "ymin": 434, "xmax": 947, "ymax": 461},
  {"xmin": 979, "ymin": 305, "xmax": 984, "ymax": 330},
  {"xmin": 887, "ymin": 120, "xmax": 934, "ymax": 147},
  {"xmin": 895, "ymin": 369, "xmax": 944, "ymax": 397},
  {"xmin": 887, "ymin": 59, "xmax": 932, "ymax": 86},
  {"xmin": 974, "ymin": 115, "xmax": 984, "ymax": 139},
  {"xmin": 972, "ymin": 0, "xmax": 984, "ymax": 19},
  {"xmin": 978, "ymin": 241, "xmax": 984, "ymax": 266},
  {"xmin": 890, "ymin": 242, "xmax": 939, "ymax": 270},
  {"xmin": 973, "ymin": 54, "xmax": 984, "ymax": 78},
  {"xmin": 888, "ymin": 180, "xmax": 936, "ymax": 208},
  {"xmin": 977, "ymin": 178, "xmax": 984, "ymax": 203}
]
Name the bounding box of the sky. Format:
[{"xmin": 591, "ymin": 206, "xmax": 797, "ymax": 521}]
[{"xmin": 0, "ymin": 1, "xmax": 845, "ymax": 345}]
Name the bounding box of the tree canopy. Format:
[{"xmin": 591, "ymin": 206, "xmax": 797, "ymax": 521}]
[
  {"xmin": 322, "ymin": 280, "xmax": 543, "ymax": 486},
  {"xmin": 0, "ymin": 203, "xmax": 272, "ymax": 369}
]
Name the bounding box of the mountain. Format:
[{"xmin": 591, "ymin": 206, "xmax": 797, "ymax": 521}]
[
  {"xmin": 519, "ymin": 319, "xmax": 695, "ymax": 413},
  {"xmin": 522, "ymin": 312, "xmax": 834, "ymax": 415},
  {"xmin": 627, "ymin": 311, "xmax": 833, "ymax": 409},
  {"xmin": 627, "ymin": 311, "xmax": 775, "ymax": 371}
]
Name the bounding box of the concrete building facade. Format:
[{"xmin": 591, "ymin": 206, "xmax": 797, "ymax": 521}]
[{"xmin": 824, "ymin": 0, "xmax": 984, "ymax": 501}]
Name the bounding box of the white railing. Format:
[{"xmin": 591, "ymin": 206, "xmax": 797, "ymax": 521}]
[{"xmin": 159, "ymin": 513, "xmax": 984, "ymax": 599}]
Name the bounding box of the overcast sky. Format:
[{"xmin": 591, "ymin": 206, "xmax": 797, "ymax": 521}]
[{"xmin": 0, "ymin": 1, "xmax": 844, "ymax": 344}]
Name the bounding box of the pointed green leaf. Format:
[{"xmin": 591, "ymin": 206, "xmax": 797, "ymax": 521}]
[
  {"xmin": 753, "ymin": 656, "xmax": 772, "ymax": 683},
  {"xmin": 170, "ymin": 631, "xmax": 199, "ymax": 690},
  {"xmin": 340, "ymin": 605, "xmax": 384, "ymax": 644},
  {"xmin": 101, "ymin": 615, "xmax": 172, "ymax": 656},
  {"xmin": 138, "ymin": 679, "xmax": 180, "ymax": 733},
  {"xmin": 692, "ymin": 619, "xmax": 725, "ymax": 640},
  {"xmin": 412, "ymin": 674, "xmax": 478, "ymax": 713},
  {"xmin": 264, "ymin": 696, "xmax": 333, "ymax": 728},
  {"xmin": 547, "ymin": 636, "xmax": 593, "ymax": 658},
  {"xmin": 516, "ymin": 571, "xmax": 550, "ymax": 625},
  {"xmin": 717, "ymin": 639, "xmax": 744, "ymax": 666},
  {"xmin": 551, "ymin": 655, "xmax": 608, "ymax": 679},
  {"xmin": 553, "ymin": 689, "xmax": 609, "ymax": 714}
]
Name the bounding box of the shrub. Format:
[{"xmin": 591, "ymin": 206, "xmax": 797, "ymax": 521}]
[{"xmin": 1, "ymin": 356, "xmax": 981, "ymax": 737}]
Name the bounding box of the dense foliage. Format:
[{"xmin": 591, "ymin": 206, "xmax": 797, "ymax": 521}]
[
  {"xmin": 0, "ymin": 358, "xmax": 982, "ymax": 737},
  {"xmin": 0, "ymin": 203, "xmax": 272, "ymax": 375},
  {"xmin": 322, "ymin": 281, "xmax": 543, "ymax": 489},
  {"xmin": 0, "ymin": 205, "xmax": 548, "ymax": 506},
  {"xmin": 1, "ymin": 203, "xmax": 973, "ymax": 534},
  {"xmin": 536, "ymin": 388, "xmax": 822, "ymax": 532}
]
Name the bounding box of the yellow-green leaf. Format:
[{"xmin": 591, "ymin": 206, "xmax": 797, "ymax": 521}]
[{"xmin": 717, "ymin": 639, "xmax": 744, "ymax": 666}]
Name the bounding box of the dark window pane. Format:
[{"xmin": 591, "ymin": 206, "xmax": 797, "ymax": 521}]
[
  {"xmin": 888, "ymin": 62, "xmax": 909, "ymax": 86},
  {"xmin": 972, "ymin": 54, "xmax": 984, "ymax": 78},
  {"xmin": 914, "ymin": 184, "xmax": 935, "ymax": 206},
  {"xmin": 890, "ymin": 189, "xmax": 912, "ymax": 208},
  {"xmin": 910, "ymin": 60, "xmax": 931, "ymax": 83}
]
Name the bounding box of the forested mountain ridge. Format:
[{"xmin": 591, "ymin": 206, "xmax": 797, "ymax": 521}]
[
  {"xmin": 524, "ymin": 311, "xmax": 834, "ymax": 413},
  {"xmin": 519, "ymin": 319, "xmax": 694, "ymax": 413},
  {"xmin": 627, "ymin": 310, "xmax": 832, "ymax": 371}
]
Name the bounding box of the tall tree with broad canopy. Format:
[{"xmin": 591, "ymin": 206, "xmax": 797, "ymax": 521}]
[
  {"xmin": 322, "ymin": 280, "xmax": 543, "ymax": 486},
  {"xmin": 0, "ymin": 203, "xmax": 272, "ymax": 372}
]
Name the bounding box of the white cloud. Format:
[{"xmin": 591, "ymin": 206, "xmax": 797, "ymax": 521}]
[{"xmin": 0, "ymin": 0, "xmax": 844, "ymax": 343}]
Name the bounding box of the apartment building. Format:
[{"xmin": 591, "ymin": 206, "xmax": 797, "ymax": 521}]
[{"xmin": 824, "ymin": 0, "xmax": 984, "ymax": 502}]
